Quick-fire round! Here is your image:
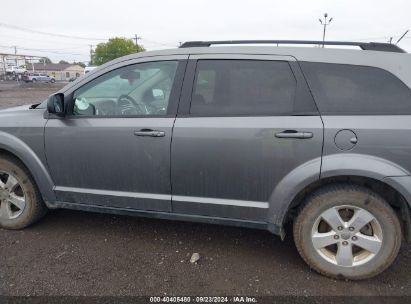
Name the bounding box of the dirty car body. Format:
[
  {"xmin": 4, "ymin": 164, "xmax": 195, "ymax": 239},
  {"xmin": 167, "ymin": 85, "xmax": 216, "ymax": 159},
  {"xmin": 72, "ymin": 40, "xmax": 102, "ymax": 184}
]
[{"xmin": 1, "ymin": 41, "xmax": 411, "ymax": 279}]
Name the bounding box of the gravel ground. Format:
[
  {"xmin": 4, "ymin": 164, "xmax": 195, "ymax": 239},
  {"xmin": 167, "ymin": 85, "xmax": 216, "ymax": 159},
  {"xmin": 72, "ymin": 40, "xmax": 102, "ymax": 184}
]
[
  {"xmin": 0, "ymin": 81, "xmax": 66, "ymax": 109},
  {"xmin": 0, "ymin": 82, "xmax": 410, "ymax": 297}
]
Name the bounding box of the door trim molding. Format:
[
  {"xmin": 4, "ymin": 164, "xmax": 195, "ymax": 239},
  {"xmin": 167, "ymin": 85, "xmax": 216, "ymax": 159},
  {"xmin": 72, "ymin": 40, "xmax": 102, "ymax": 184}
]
[
  {"xmin": 172, "ymin": 195, "xmax": 269, "ymax": 208},
  {"xmin": 54, "ymin": 186, "xmax": 172, "ymax": 201},
  {"xmin": 54, "ymin": 186, "xmax": 269, "ymax": 208}
]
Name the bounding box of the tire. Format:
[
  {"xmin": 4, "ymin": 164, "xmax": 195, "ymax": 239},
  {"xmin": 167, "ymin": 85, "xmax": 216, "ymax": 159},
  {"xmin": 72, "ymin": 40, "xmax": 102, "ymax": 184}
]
[
  {"xmin": 32, "ymin": 78, "xmax": 36, "ymax": 83},
  {"xmin": 293, "ymin": 184, "xmax": 401, "ymax": 280},
  {"xmin": 50, "ymin": 79, "xmax": 55, "ymax": 83},
  {"xmin": 0, "ymin": 155, "xmax": 47, "ymax": 229}
]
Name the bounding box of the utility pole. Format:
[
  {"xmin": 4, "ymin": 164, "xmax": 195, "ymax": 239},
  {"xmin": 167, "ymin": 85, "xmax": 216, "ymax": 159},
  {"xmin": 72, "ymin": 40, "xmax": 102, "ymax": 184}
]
[
  {"xmin": 319, "ymin": 13, "xmax": 333, "ymax": 47},
  {"xmin": 2, "ymin": 55, "xmax": 7, "ymax": 81},
  {"xmin": 133, "ymin": 34, "xmax": 142, "ymax": 48},
  {"xmin": 13, "ymin": 46, "xmax": 19, "ymax": 82},
  {"xmin": 14, "ymin": 46, "xmax": 18, "ymax": 66},
  {"xmin": 89, "ymin": 45, "xmax": 93, "ymax": 66}
]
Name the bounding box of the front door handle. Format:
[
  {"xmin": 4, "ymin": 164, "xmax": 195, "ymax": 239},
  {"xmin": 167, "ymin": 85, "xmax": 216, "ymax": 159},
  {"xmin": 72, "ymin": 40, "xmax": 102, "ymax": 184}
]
[
  {"xmin": 134, "ymin": 129, "xmax": 166, "ymax": 137},
  {"xmin": 275, "ymin": 130, "xmax": 313, "ymax": 139}
]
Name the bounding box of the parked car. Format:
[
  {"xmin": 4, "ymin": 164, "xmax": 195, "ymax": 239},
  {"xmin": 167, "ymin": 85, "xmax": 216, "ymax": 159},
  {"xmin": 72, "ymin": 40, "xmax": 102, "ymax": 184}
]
[
  {"xmin": 6, "ymin": 66, "xmax": 27, "ymax": 74},
  {"xmin": 1, "ymin": 40, "xmax": 410, "ymax": 280},
  {"xmin": 23, "ymin": 72, "xmax": 55, "ymax": 83}
]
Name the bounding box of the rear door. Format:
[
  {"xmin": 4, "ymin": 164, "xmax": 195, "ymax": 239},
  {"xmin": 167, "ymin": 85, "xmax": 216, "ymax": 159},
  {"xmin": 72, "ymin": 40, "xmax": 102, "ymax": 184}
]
[{"xmin": 171, "ymin": 54, "xmax": 323, "ymax": 221}]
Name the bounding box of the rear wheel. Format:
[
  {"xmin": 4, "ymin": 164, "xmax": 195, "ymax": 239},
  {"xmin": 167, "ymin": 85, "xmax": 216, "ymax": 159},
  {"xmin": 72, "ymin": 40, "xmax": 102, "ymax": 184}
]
[
  {"xmin": 50, "ymin": 78, "xmax": 55, "ymax": 83},
  {"xmin": 31, "ymin": 78, "xmax": 36, "ymax": 83},
  {"xmin": 293, "ymin": 184, "xmax": 402, "ymax": 280},
  {"xmin": 0, "ymin": 156, "xmax": 47, "ymax": 229}
]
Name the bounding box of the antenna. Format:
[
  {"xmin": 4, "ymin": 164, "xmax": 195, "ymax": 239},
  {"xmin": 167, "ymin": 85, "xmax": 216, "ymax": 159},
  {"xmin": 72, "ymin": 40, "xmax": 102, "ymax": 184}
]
[{"xmin": 396, "ymin": 30, "xmax": 409, "ymax": 45}]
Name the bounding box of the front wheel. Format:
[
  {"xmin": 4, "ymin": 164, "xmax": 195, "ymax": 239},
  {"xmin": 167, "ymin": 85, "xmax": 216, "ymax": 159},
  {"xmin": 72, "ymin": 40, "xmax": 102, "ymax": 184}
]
[
  {"xmin": 0, "ymin": 156, "xmax": 47, "ymax": 229},
  {"xmin": 293, "ymin": 184, "xmax": 401, "ymax": 280},
  {"xmin": 50, "ymin": 79, "xmax": 55, "ymax": 83}
]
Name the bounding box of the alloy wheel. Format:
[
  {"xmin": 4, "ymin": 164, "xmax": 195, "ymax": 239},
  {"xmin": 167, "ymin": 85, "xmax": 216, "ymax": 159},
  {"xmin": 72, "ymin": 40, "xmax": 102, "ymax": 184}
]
[
  {"xmin": 311, "ymin": 205, "xmax": 383, "ymax": 267},
  {"xmin": 0, "ymin": 171, "xmax": 26, "ymax": 220}
]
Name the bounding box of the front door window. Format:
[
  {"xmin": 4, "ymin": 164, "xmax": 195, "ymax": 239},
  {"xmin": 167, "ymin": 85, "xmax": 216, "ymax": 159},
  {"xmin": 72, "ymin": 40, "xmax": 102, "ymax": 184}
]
[{"xmin": 72, "ymin": 61, "xmax": 178, "ymax": 117}]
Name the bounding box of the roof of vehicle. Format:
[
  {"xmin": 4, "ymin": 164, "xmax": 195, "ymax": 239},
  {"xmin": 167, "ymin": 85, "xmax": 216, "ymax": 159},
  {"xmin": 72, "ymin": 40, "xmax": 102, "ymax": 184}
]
[
  {"xmin": 74, "ymin": 41, "xmax": 411, "ymax": 93},
  {"xmin": 104, "ymin": 41, "xmax": 408, "ymax": 66}
]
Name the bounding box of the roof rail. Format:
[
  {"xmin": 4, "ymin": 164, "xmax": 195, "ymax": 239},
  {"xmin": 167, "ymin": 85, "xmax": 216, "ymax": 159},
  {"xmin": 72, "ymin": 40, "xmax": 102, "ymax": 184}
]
[{"xmin": 179, "ymin": 40, "xmax": 406, "ymax": 53}]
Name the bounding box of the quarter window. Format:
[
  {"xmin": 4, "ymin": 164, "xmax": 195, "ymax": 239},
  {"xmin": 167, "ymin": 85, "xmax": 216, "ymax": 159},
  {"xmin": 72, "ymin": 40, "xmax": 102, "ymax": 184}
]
[
  {"xmin": 190, "ymin": 60, "xmax": 297, "ymax": 116},
  {"xmin": 72, "ymin": 61, "xmax": 178, "ymax": 116},
  {"xmin": 301, "ymin": 62, "xmax": 411, "ymax": 115}
]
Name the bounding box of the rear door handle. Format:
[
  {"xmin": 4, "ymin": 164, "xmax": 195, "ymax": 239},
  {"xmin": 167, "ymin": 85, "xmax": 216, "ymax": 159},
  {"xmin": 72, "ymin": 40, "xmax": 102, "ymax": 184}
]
[
  {"xmin": 134, "ymin": 129, "xmax": 165, "ymax": 137},
  {"xmin": 275, "ymin": 130, "xmax": 313, "ymax": 139}
]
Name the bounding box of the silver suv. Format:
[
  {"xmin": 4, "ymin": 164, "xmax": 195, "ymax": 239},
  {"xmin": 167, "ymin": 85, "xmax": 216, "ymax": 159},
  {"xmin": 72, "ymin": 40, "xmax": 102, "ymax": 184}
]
[
  {"xmin": 1, "ymin": 40, "xmax": 410, "ymax": 280},
  {"xmin": 24, "ymin": 73, "xmax": 56, "ymax": 83}
]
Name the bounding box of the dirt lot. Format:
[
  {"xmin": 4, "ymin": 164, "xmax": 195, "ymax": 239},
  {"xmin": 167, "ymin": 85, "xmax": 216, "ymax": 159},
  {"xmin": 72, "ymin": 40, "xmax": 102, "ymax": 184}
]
[
  {"xmin": 0, "ymin": 82, "xmax": 410, "ymax": 297},
  {"xmin": 0, "ymin": 81, "xmax": 66, "ymax": 110}
]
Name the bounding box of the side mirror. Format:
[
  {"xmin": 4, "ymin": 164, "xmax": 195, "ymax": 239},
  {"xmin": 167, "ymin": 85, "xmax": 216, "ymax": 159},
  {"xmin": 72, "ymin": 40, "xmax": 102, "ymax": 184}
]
[{"xmin": 47, "ymin": 93, "xmax": 65, "ymax": 116}]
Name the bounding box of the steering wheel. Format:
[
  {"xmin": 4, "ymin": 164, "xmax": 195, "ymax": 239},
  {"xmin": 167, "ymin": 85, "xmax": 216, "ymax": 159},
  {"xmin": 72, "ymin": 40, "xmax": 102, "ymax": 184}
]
[{"xmin": 117, "ymin": 95, "xmax": 149, "ymax": 115}]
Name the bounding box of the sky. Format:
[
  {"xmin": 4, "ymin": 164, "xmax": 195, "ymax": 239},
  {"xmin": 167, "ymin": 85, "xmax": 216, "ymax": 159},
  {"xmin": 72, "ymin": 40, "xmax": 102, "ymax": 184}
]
[{"xmin": 1, "ymin": 0, "xmax": 410, "ymax": 63}]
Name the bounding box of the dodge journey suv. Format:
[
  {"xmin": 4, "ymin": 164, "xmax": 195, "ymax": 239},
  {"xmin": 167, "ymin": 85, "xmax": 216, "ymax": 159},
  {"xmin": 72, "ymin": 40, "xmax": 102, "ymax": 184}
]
[{"xmin": 1, "ymin": 40, "xmax": 410, "ymax": 280}]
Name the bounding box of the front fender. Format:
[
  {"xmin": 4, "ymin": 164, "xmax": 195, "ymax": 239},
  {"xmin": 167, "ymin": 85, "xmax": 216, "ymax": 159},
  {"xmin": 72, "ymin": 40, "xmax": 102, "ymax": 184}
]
[{"xmin": 0, "ymin": 131, "xmax": 55, "ymax": 203}]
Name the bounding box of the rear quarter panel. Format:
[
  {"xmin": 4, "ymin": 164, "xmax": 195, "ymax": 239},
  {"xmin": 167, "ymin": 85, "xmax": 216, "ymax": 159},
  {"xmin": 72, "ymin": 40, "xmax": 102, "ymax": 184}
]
[{"xmin": 321, "ymin": 116, "xmax": 411, "ymax": 177}]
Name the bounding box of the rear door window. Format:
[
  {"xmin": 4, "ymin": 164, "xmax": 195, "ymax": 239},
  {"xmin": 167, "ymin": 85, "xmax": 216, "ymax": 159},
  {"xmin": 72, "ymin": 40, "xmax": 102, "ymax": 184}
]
[
  {"xmin": 190, "ymin": 60, "xmax": 299, "ymax": 116},
  {"xmin": 301, "ymin": 62, "xmax": 411, "ymax": 115}
]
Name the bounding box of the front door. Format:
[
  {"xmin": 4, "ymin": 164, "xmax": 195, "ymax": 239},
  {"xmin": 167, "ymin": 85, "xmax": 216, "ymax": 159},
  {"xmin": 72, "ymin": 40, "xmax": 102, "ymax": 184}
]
[
  {"xmin": 171, "ymin": 55, "xmax": 323, "ymax": 221},
  {"xmin": 45, "ymin": 57, "xmax": 187, "ymax": 211}
]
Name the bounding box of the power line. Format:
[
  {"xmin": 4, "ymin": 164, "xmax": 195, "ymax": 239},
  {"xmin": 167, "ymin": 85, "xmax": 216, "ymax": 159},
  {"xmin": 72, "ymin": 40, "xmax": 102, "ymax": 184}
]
[
  {"xmin": 0, "ymin": 44, "xmax": 85, "ymax": 56},
  {"xmin": 0, "ymin": 33, "xmax": 90, "ymax": 47},
  {"xmin": 18, "ymin": 48, "xmax": 84, "ymax": 56},
  {"xmin": 0, "ymin": 22, "xmax": 107, "ymax": 41},
  {"xmin": 0, "ymin": 22, "xmax": 179, "ymax": 49},
  {"xmin": 140, "ymin": 38, "xmax": 177, "ymax": 47}
]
